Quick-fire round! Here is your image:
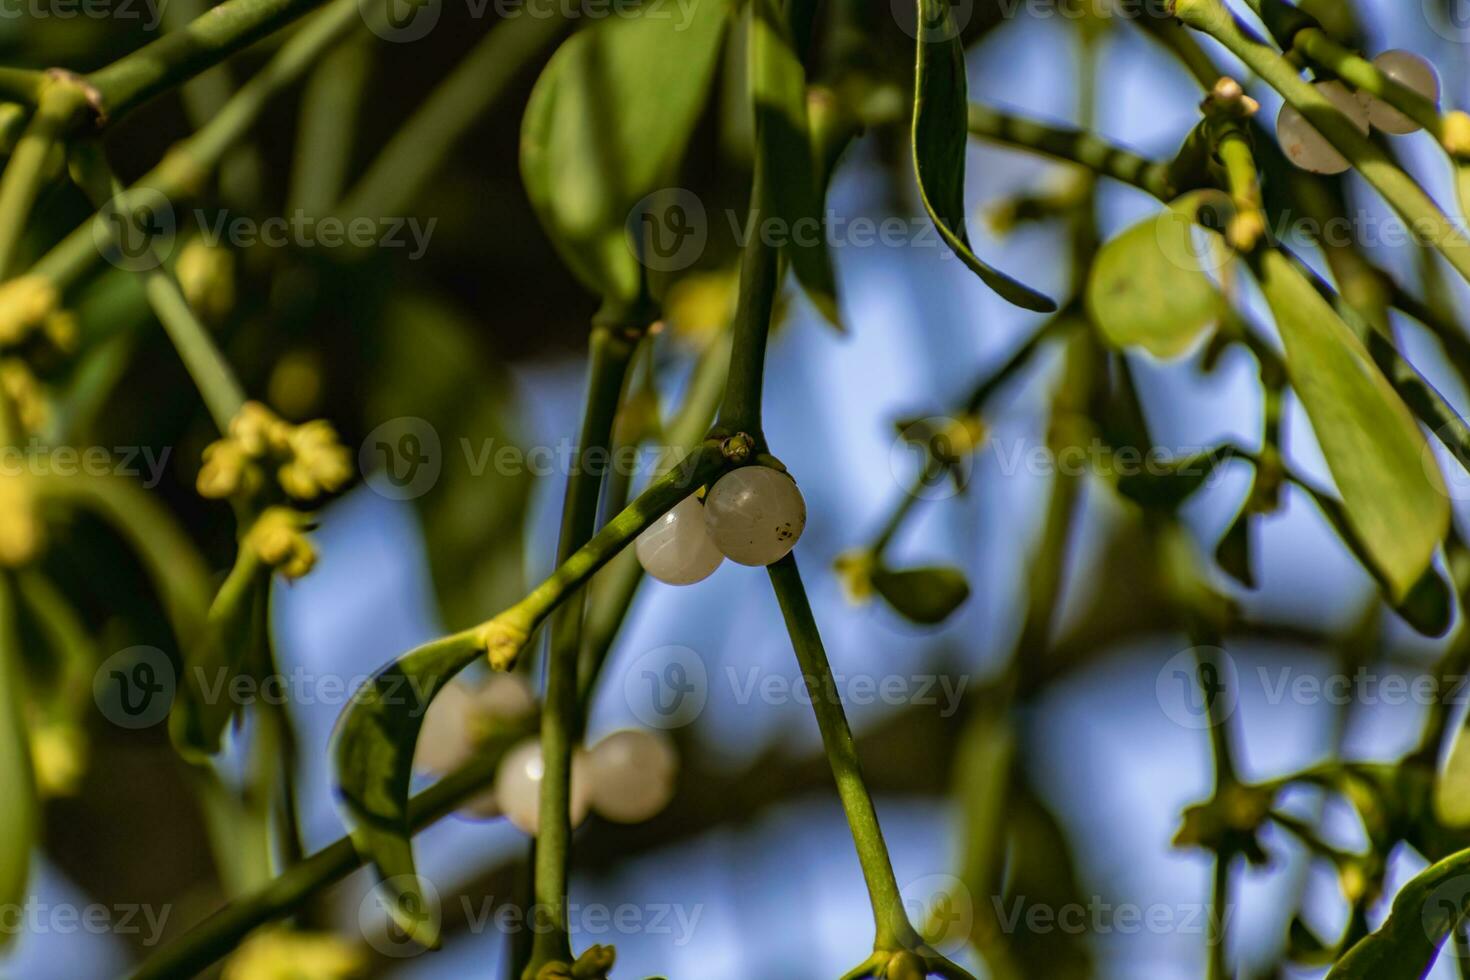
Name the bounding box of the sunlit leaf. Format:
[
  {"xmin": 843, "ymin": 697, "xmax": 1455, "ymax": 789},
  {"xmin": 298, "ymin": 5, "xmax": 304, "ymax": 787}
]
[
  {"xmin": 1435, "ymin": 722, "xmax": 1470, "ymax": 829},
  {"xmin": 871, "ymin": 566, "xmax": 971, "ymax": 625},
  {"xmin": 911, "ymin": 0, "xmax": 1055, "ymax": 313},
  {"xmin": 1257, "ymin": 250, "xmax": 1449, "ymax": 603},
  {"xmin": 520, "ymin": 0, "xmax": 728, "ymax": 303},
  {"xmin": 1086, "ymin": 192, "xmax": 1227, "ymax": 358},
  {"xmin": 332, "ymin": 630, "xmax": 484, "ymax": 948},
  {"xmin": 1286, "ymin": 471, "xmax": 1452, "ymax": 636}
]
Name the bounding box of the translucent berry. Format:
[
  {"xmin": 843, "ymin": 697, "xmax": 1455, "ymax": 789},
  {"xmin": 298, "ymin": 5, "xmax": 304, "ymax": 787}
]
[
  {"xmin": 703, "ymin": 466, "xmax": 807, "ymax": 566},
  {"xmin": 414, "ymin": 674, "xmax": 539, "ymax": 820},
  {"xmin": 493, "ymin": 738, "xmax": 591, "ymax": 836},
  {"xmin": 413, "ymin": 681, "xmax": 477, "ymax": 776},
  {"xmin": 588, "ymin": 729, "xmax": 678, "ymax": 824},
  {"xmin": 1277, "ymin": 81, "xmax": 1368, "ymax": 174},
  {"xmin": 413, "ymin": 681, "xmax": 499, "ymax": 816},
  {"xmin": 635, "ymin": 494, "xmax": 724, "ymax": 584},
  {"xmin": 1362, "ymin": 50, "xmax": 1440, "ymax": 135},
  {"xmin": 470, "ymin": 673, "xmax": 537, "ymax": 727}
]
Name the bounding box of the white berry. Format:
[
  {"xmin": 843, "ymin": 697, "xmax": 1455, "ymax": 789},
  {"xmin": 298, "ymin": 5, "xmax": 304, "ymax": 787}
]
[
  {"xmin": 413, "ymin": 681, "xmax": 501, "ymax": 817},
  {"xmin": 413, "ymin": 681, "xmax": 477, "ymax": 776},
  {"xmin": 1277, "ymin": 80, "xmax": 1368, "ymax": 174},
  {"xmin": 635, "ymin": 494, "xmax": 724, "ymax": 584},
  {"xmin": 1362, "ymin": 50, "xmax": 1440, "ymax": 135},
  {"xmin": 588, "ymin": 729, "xmax": 678, "ymax": 824},
  {"xmin": 493, "ymin": 738, "xmax": 591, "ymax": 836},
  {"xmin": 470, "ymin": 673, "xmax": 537, "ymax": 727},
  {"xmin": 703, "ymin": 466, "xmax": 807, "ymax": 566}
]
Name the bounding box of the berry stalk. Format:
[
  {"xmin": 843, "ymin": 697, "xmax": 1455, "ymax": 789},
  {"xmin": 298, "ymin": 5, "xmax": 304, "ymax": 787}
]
[{"xmin": 766, "ymin": 554, "xmax": 910, "ymax": 950}]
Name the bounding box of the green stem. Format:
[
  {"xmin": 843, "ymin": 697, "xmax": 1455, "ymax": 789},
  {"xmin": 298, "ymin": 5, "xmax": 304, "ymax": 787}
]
[
  {"xmin": 287, "ymin": 36, "xmax": 373, "ymax": 215},
  {"xmin": 767, "ymin": 555, "xmax": 909, "ymax": 949},
  {"xmin": 490, "ymin": 446, "xmax": 728, "ymax": 669},
  {"xmin": 1291, "ymin": 27, "xmax": 1461, "ymax": 154},
  {"xmin": 527, "ymin": 324, "xmax": 640, "ymax": 974},
  {"xmin": 577, "ymin": 330, "xmax": 732, "ymax": 716},
  {"xmin": 0, "ymin": 80, "xmax": 89, "ymax": 279},
  {"xmin": 162, "ymin": 0, "xmax": 268, "ymax": 207},
  {"xmin": 70, "ymin": 146, "xmax": 245, "ymax": 432},
  {"xmin": 714, "ymin": 159, "xmax": 780, "ymax": 438},
  {"xmin": 127, "ymin": 748, "xmax": 512, "ymax": 980},
  {"xmin": 1208, "ymin": 853, "xmax": 1230, "ymax": 980},
  {"xmin": 87, "ymin": 0, "xmax": 340, "ymax": 123},
  {"xmin": 142, "ymin": 272, "xmax": 246, "ymax": 431},
  {"xmin": 30, "ymin": 0, "xmax": 363, "ymax": 295},
  {"xmin": 1170, "ymin": 0, "xmax": 1470, "ymax": 288},
  {"xmin": 966, "ymin": 103, "xmax": 1176, "ymax": 200},
  {"xmin": 0, "ymin": 69, "xmax": 44, "ymax": 107}
]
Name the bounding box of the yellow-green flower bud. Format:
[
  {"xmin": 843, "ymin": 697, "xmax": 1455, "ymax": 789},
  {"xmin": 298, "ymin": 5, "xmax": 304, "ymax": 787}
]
[
  {"xmin": 197, "ymin": 440, "xmax": 256, "ymax": 500},
  {"xmin": 222, "ymin": 927, "xmax": 365, "ymax": 980},
  {"xmin": 229, "ymin": 401, "xmax": 290, "ymax": 458},
  {"xmin": 176, "ymin": 237, "xmax": 237, "ymax": 323},
  {"xmin": 279, "ymin": 420, "xmax": 352, "ymax": 501},
  {"xmin": 0, "ymin": 276, "xmax": 59, "ymax": 347},
  {"xmin": 247, "ymin": 507, "xmax": 317, "ymax": 580},
  {"xmin": 0, "ymin": 476, "xmax": 43, "ymax": 567},
  {"xmin": 30, "ymin": 722, "xmax": 86, "ymax": 798}
]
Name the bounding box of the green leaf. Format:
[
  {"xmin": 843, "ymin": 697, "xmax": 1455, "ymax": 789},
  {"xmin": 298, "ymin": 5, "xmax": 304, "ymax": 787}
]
[
  {"xmin": 750, "ymin": 0, "xmax": 840, "ymax": 328},
  {"xmin": 1257, "ymin": 249, "xmax": 1449, "ymax": 603},
  {"xmin": 1326, "ymin": 845, "xmax": 1470, "ymax": 978},
  {"xmin": 332, "ymin": 629, "xmax": 485, "ymax": 948},
  {"xmin": 954, "ymin": 699, "xmax": 1012, "ymax": 906},
  {"xmin": 911, "ymin": 0, "xmax": 1056, "ymax": 313},
  {"xmin": 1436, "ymin": 722, "xmax": 1470, "ymax": 829},
  {"xmin": 520, "ymin": 0, "xmax": 728, "ymax": 303},
  {"xmin": 1288, "ymin": 473, "xmax": 1452, "ymax": 636},
  {"xmin": 870, "ymin": 565, "xmax": 972, "ymax": 625},
  {"xmin": 1086, "ymin": 193, "xmax": 1227, "ymax": 358},
  {"xmin": 1215, "ymin": 508, "xmax": 1256, "ymax": 589},
  {"xmin": 0, "ymin": 583, "xmax": 35, "ymax": 946},
  {"xmin": 1114, "ymin": 445, "xmax": 1233, "ymax": 511}
]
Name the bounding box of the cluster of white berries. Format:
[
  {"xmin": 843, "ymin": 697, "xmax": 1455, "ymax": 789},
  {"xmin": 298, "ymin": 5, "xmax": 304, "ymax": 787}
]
[
  {"xmin": 413, "ymin": 673, "xmax": 679, "ymax": 832},
  {"xmin": 1277, "ymin": 50, "xmax": 1440, "ymax": 174},
  {"xmin": 634, "ymin": 465, "xmax": 807, "ymax": 585}
]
